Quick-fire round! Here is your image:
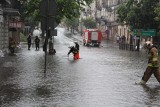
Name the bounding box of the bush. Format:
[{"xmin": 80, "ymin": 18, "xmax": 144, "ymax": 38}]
[{"xmin": 20, "ymin": 32, "xmax": 27, "ymax": 42}]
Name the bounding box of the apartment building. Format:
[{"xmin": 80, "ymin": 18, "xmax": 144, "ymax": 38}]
[
  {"xmin": 81, "ymin": 0, "xmax": 129, "ymax": 42},
  {"xmin": 98, "ymin": 0, "xmax": 128, "ymax": 42}
]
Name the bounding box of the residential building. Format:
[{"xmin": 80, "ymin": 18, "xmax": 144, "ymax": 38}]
[
  {"xmin": 80, "ymin": 0, "xmax": 129, "ymax": 42},
  {"xmin": 100, "ymin": 0, "xmax": 128, "ymax": 42}
]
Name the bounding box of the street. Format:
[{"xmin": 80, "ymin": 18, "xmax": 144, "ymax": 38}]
[{"xmin": 0, "ymin": 27, "xmax": 160, "ymax": 107}]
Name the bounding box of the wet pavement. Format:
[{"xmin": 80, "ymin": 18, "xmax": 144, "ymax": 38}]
[{"xmin": 0, "ymin": 27, "xmax": 160, "ymax": 107}]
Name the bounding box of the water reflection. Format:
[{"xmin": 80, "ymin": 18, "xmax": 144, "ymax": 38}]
[
  {"xmin": 0, "ymin": 84, "xmax": 22, "ymax": 106},
  {"xmin": 35, "ymin": 85, "xmax": 51, "ymax": 98},
  {"xmin": 142, "ymin": 85, "xmax": 160, "ymax": 106}
]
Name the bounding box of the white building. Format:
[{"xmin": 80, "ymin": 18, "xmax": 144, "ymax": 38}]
[{"xmin": 80, "ymin": 0, "xmax": 129, "ymax": 42}]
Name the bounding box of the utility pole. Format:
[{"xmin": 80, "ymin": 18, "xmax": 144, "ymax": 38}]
[
  {"xmin": 40, "ymin": 0, "xmax": 57, "ymax": 73},
  {"xmin": 43, "ymin": 0, "xmax": 49, "ymax": 73}
]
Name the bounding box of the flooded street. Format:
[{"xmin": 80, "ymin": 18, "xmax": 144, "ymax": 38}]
[{"xmin": 0, "ymin": 28, "xmax": 160, "ymax": 107}]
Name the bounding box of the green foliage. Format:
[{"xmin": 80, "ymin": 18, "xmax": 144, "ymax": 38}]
[
  {"xmin": 19, "ymin": 0, "xmax": 93, "ymax": 25},
  {"xmin": 155, "ymin": 6, "xmax": 160, "ymax": 22},
  {"xmin": 63, "ymin": 17, "xmax": 79, "ymax": 28},
  {"xmin": 117, "ymin": 4, "xmax": 127, "ymax": 23},
  {"xmin": 20, "ymin": 32, "xmax": 27, "ymax": 42},
  {"xmin": 82, "ymin": 17, "xmax": 96, "ymax": 29},
  {"xmin": 117, "ymin": 0, "xmax": 160, "ymax": 30}
]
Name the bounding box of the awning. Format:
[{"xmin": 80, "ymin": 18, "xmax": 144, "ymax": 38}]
[{"xmin": 3, "ymin": 8, "xmax": 20, "ymax": 16}]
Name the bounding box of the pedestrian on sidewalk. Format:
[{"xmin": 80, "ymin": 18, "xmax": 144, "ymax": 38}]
[
  {"xmin": 136, "ymin": 44, "xmax": 160, "ymax": 85},
  {"xmin": 27, "ymin": 33, "xmax": 32, "ymax": 50},
  {"xmin": 34, "ymin": 36, "xmax": 40, "ymax": 50},
  {"xmin": 116, "ymin": 35, "xmax": 119, "ymax": 44}
]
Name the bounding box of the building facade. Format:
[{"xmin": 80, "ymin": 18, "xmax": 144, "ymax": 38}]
[
  {"xmin": 0, "ymin": 0, "xmax": 23, "ymax": 54},
  {"xmin": 80, "ymin": 0, "xmax": 129, "ymax": 42}
]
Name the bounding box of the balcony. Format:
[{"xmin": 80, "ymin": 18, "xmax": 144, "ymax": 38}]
[{"xmin": 96, "ymin": 16, "xmax": 108, "ymax": 26}]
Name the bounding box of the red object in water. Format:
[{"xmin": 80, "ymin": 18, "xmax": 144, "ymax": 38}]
[{"xmin": 74, "ymin": 52, "xmax": 80, "ymax": 59}]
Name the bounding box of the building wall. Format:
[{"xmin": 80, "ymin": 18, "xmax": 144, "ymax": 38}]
[
  {"xmin": 102, "ymin": 0, "xmax": 129, "ymax": 42},
  {"xmin": 0, "ymin": 1, "xmax": 21, "ymax": 54},
  {"xmin": 0, "ymin": 21, "xmax": 9, "ymax": 52},
  {"xmin": 0, "ymin": 6, "xmax": 9, "ymax": 53}
]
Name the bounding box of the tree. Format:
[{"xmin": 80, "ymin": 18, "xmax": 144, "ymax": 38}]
[
  {"xmin": 154, "ymin": 6, "xmax": 160, "ymax": 23},
  {"xmin": 82, "ymin": 17, "xmax": 96, "ymax": 29},
  {"xmin": 19, "ymin": 0, "xmax": 93, "ymax": 25},
  {"xmin": 117, "ymin": 0, "xmax": 160, "ymax": 31},
  {"xmin": 63, "ymin": 17, "xmax": 79, "ymax": 33}
]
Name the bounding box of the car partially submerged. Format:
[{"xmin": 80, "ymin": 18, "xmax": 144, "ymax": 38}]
[{"xmin": 83, "ymin": 29, "xmax": 102, "ymax": 47}]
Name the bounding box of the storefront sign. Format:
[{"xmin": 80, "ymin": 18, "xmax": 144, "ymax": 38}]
[{"xmin": 9, "ymin": 21, "xmax": 23, "ymax": 28}]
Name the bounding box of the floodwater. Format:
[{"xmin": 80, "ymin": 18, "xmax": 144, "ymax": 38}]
[{"xmin": 0, "ymin": 28, "xmax": 160, "ymax": 107}]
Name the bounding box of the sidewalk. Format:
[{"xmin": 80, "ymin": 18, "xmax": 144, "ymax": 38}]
[{"xmin": 64, "ymin": 29, "xmax": 83, "ymax": 43}]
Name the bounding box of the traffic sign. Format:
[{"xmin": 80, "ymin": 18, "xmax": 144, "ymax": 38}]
[
  {"xmin": 141, "ymin": 29, "xmax": 156, "ymax": 36},
  {"xmin": 40, "ymin": 0, "xmax": 57, "ymax": 30},
  {"xmin": 133, "ymin": 29, "xmax": 156, "ymax": 37}
]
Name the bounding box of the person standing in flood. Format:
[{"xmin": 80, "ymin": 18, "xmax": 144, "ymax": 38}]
[
  {"xmin": 27, "ymin": 33, "xmax": 32, "ymax": 50},
  {"xmin": 34, "ymin": 36, "xmax": 40, "ymax": 50},
  {"xmin": 136, "ymin": 44, "xmax": 160, "ymax": 85},
  {"xmin": 68, "ymin": 46, "xmax": 78, "ymax": 59},
  {"xmin": 74, "ymin": 41, "xmax": 80, "ymax": 59}
]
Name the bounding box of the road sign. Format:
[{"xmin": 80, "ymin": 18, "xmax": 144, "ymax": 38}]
[
  {"xmin": 40, "ymin": 0, "xmax": 57, "ymax": 30},
  {"xmin": 133, "ymin": 29, "xmax": 141, "ymax": 36},
  {"xmin": 133, "ymin": 29, "xmax": 156, "ymax": 37},
  {"xmin": 141, "ymin": 29, "xmax": 156, "ymax": 37}
]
